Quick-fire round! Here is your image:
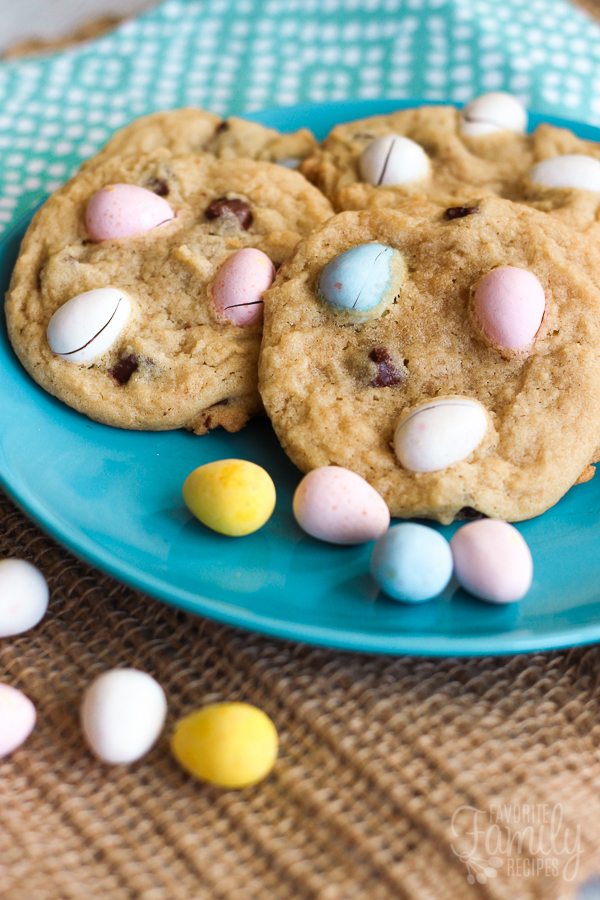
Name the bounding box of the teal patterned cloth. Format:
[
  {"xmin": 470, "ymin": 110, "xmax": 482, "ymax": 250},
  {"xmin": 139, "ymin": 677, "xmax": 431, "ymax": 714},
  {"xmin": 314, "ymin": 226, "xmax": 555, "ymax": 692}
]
[{"xmin": 0, "ymin": 0, "xmax": 599, "ymax": 235}]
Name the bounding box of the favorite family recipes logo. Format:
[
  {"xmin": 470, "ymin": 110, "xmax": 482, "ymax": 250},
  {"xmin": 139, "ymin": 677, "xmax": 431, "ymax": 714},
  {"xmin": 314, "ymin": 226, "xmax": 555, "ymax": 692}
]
[{"xmin": 450, "ymin": 803, "xmax": 581, "ymax": 884}]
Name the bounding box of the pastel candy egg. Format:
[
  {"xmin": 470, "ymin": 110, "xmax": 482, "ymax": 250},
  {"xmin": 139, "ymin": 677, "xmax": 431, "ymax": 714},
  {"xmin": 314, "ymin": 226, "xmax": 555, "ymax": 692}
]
[
  {"xmin": 212, "ymin": 248, "xmax": 275, "ymax": 326},
  {"xmin": 0, "ymin": 684, "xmax": 36, "ymax": 758},
  {"xmin": 81, "ymin": 669, "xmax": 167, "ymax": 765},
  {"xmin": 370, "ymin": 523, "xmax": 453, "ymax": 603},
  {"xmin": 394, "ymin": 397, "xmax": 488, "ymax": 473},
  {"xmin": 85, "ymin": 184, "xmax": 174, "ymax": 241},
  {"xmin": 293, "ymin": 466, "xmax": 390, "ymax": 545},
  {"xmin": 472, "ymin": 266, "xmax": 545, "ymax": 352},
  {"xmin": 318, "ymin": 243, "xmax": 403, "ymax": 316},
  {"xmin": 171, "ymin": 702, "xmax": 278, "ymax": 789},
  {"xmin": 359, "ymin": 135, "xmax": 431, "ymax": 186},
  {"xmin": 183, "ymin": 459, "xmax": 276, "ymax": 537},
  {"xmin": 460, "ymin": 92, "xmax": 527, "ymax": 136},
  {"xmin": 451, "ymin": 520, "xmax": 533, "ymax": 603},
  {"xmin": 0, "ymin": 559, "xmax": 49, "ymax": 638},
  {"xmin": 47, "ymin": 287, "xmax": 131, "ymax": 364},
  {"xmin": 530, "ymin": 155, "xmax": 600, "ymax": 192},
  {"xmin": 277, "ymin": 157, "xmax": 302, "ymax": 169}
]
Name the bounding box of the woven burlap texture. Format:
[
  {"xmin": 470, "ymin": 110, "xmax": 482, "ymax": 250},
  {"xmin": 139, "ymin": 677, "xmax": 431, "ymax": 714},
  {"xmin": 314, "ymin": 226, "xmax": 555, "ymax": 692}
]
[{"xmin": 1, "ymin": 490, "xmax": 600, "ymax": 900}]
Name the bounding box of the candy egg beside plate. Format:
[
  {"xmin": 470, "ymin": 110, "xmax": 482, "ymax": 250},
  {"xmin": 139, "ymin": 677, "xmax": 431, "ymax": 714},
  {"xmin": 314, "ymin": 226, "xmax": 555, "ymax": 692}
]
[
  {"xmin": 451, "ymin": 520, "xmax": 533, "ymax": 603},
  {"xmin": 0, "ymin": 558, "xmax": 49, "ymax": 638},
  {"xmin": 370, "ymin": 523, "xmax": 453, "ymax": 603},
  {"xmin": 0, "ymin": 684, "xmax": 36, "ymax": 758}
]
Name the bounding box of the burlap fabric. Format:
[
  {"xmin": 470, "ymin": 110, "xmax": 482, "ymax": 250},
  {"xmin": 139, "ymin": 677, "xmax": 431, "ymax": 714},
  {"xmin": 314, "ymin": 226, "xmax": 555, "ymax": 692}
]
[{"xmin": 1, "ymin": 487, "xmax": 600, "ymax": 900}]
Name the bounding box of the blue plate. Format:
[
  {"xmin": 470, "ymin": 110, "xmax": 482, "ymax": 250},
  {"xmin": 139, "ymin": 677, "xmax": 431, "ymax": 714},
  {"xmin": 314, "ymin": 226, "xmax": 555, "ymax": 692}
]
[{"xmin": 2, "ymin": 99, "xmax": 600, "ymax": 656}]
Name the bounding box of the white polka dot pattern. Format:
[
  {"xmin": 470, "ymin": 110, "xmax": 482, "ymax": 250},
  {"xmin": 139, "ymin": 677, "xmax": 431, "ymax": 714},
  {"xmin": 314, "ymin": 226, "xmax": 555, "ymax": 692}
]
[{"xmin": 0, "ymin": 0, "xmax": 599, "ymax": 234}]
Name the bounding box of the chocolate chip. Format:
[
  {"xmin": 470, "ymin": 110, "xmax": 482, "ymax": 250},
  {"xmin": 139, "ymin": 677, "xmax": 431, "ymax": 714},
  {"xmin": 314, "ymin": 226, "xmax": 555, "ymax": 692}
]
[
  {"xmin": 146, "ymin": 178, "xmax": 169, "ymax": 197},
  {"xmin": 215, "ymin": 120, "xmax": 229, "ymax": 134},
  {"xmin": 109, "ymin": 354, "xmax": 139, "ymax": 385},
  {"xmin": 205, "ymin": 197, "xmax": 253, "ymax": 230},
  {"xmin": 456, "ymin": 506, "xmax": 488, "ymax": 520},
  {"xmin": 443, "ymin": 206, "xmax": 479, "ymax": 220},
  {"xmin": 369, "ymin": 347, "xmax": 406, "ymax": 388}
]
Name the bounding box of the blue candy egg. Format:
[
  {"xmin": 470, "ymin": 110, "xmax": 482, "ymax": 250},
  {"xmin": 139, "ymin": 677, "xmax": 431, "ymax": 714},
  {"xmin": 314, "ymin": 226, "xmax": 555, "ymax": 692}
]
[
  {"xmin": 318, "ymin": 243, "xmax": 399, "ymax": 316},
  {"xmin": 370, "ymin": 523, "xmax": 453, "ymax": 603}
]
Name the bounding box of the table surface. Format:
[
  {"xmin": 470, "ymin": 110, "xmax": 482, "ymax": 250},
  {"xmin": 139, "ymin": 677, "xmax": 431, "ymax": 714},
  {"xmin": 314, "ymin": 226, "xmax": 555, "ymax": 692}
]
[{"xmin": 3, "ymin": 2, "xmax": 600, "ymax": 898}]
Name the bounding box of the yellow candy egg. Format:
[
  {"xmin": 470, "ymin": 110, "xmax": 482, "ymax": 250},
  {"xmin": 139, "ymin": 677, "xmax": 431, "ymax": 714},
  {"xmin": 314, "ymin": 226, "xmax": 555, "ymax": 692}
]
[
  {"xmin": 182, "ymin": 459, "xmax": 276, "ymax": 536},
  {"xmin": 171, "ymin": 702, "xmax": 279, "ymax": 789}
]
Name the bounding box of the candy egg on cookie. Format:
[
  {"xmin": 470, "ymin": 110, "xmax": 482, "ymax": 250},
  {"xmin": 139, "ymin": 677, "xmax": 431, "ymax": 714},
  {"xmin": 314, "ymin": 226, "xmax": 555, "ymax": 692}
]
[
  {"xmin": 460, "ymin": 92, "xmax": 527, "ymax": 136},
  {"xmin": 47, "ymin": 288, "xmax": 131, "ymax": 364},
  {"xmin": 212, "ymin": 248, "xmax": 275, "ymax": 326},
  {"xmin": 359, "ymin": 135, "xmax": 431, "ymax": 186},
  {"xmin": 85, "ymin": 184, "xmax": 175, "ymax": 241},
  {"xmin": 471, "ymin": 266, "xmax": 546, "ymax": 354},
  {"xmin": 318, "ymin": 242, "xmax": 405, "ymax": 319}
]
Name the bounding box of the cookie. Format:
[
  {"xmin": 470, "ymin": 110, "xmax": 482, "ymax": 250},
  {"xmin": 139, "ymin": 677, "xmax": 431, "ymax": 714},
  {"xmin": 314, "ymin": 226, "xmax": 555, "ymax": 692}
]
[
  {"xmin": 87, "ymin": 107, "xmax": 317, "ymax": 170},
  {"xmin": 259, "ymin": 197, "xmax": 600, "ymax": 523},
  {"xmin": 6, "ymin": 148, "xmax": 333, "ymax": 434},
  {"xmin": 301, "ymin": 102, "xmax": 533, "ymax": 212}
]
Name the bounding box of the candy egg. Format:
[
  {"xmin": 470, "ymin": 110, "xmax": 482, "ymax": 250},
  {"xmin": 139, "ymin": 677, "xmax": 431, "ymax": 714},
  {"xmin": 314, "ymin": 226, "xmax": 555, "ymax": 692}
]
[
  {"xmin": 394, "ymin": 397, "xmax": 488, "ymax": 473},
  {"xmin": 359, "ymin": 135, "xmax": 431, "ymax": 186},
  {"xmin": 318, "ymin": 242, "xmax": 404, "ymax": 317},
  {"xmin": 451, "ymin": 520, "xmax": 533, "ymax": 603},
  {"xmin": 529, "ymin": 155, "xmax": 600, "ymax": 192},
  {"xmin": 370, "ymin": 523, "xmax": 453, "ymax": 603},
  {"xmin": 0, "ymin": 684, "xmax": 36, "ymax": 758},
  {"xmin": 472, "ymin": 266, "xmax": 545, "ymax": 353},
  {"xmin": 81, "ymin": 669, "xmax": 167, "ymax": 765},
  {"xmin": 0, "ymin": 559, "xmax": 49, "ymax": 638},
  {"xmin": 277, "ymin": 157, "xmax": 302, "ymax": 169},
  {"xmin": 460, "ymin": 92, "xmax": 527, "ymax": 136},
  {"xmin": 171, "ymin": 702, "xmax": 278, "ymax": 789},
  {"xmin": 47, "ymin": 287, "xmax": 131, "ymax": 365},
  {"xmin": 183, "ymin": 459, "xmax": 276, "ymax": 537},
  {"xmin": 293, "ymin": 466, "xmax": 390, "ymax": 545},
  {"xmin": 212, "ymin": 248, "xmax": 275, "ymax": 326},
  {"xmin": 85, "ymin": 184, "xmax": 174, "ymax": 241}
]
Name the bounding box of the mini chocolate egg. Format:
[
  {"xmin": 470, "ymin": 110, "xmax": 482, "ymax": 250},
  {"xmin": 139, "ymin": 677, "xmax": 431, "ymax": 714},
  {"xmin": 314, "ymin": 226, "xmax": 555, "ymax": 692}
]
[
  {"xmin": 529, "ymin": 155, "xmax": 600, "ymax": 192},
  {"xmin": 318, "ymin": 243, "xmax": 404, "ymax": 317},
  {"xmin": 85, "ymin": 184, "xmax": 174, "ymax": 241},
  {"xmin": 359, "ymin": 135, "xmax": 431, "ymax": 186},
  {"xmin": 0, "ymin": 684, "xmax": 36, "ymax": 758},
  {"xmin": 212, "ymin": 248, "xmax": 275, "ymax": 326},
  {"xmin": 293, "ymin": 466, "xmax": 390, "ymax": 545},
  {"xmin": 394, "ymin": 397, "xmax": 488, "ymax": 473},
  {"xmin": 472, "ymin": 266, "xmax": 545, "ymax": 353},
  {"xmin": 460, "ymin": 92, "xmax": 527, "ymax": 136},
  {"xmin": 451, "ymin": 520, "xmax": 533, "ymax": 603},
  {"xmin": 81, "ymin": 669, "xmax": 167, "ymax": 765},
  {"xmin": 277, "ymin": 157, "xmax": 302, "ymax": 169},
  {"xmin": 183, "ymin": 459, "xmax": 276, "ymax": 536},
  {"xmin": 47, "ymin": 287, "xmax": 131, "ymax": 364},
  {"xmin": 0, "ymin": 558, "xmax": 49, "ymax": 638},
  {"xmin": 171, "ymin": 702, "xmax": 278, "ymax": 789},
  {"xmin": 370, "ymin": 523, "xmax": 453, "ymax": 603}
]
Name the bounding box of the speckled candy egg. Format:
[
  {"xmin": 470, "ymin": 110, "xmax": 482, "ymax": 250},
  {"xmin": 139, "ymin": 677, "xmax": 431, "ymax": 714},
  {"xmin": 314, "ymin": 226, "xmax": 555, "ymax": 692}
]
[
  {"xmin": 318, "ymin": 243, "xmax": 404, "ymax": 318},
  {"xmin": 293, "ymin": 466, "xmax": 390, "ymax": 545},
  {"xmin": 460, "ymin": 92, "xmax": 527, "ymax": 136},
  {"xmin": 370, "ymin": 523, "xmax": 453, "ymax": 603},
  {"xmin": 472, "ymin": 266, "xmax": 545, "ymax": 353},
  {"xmin": 183, "ymin": 459, "xmax": 276, "ymax": 536},
  {"xmin": 47, "ymin": 287, "xmax": 131, "ymax": 364},
  {"xmin": 0, "ymin": 684, "xmax": 36, "ymax": 758},
  {"xmin": 394, "ymin": 398, "xmax": 488, "ymax": 473},
  {"xmin": 0, "ymin": 558, "xmax": 49, "ymax": 638},
  {"xmin": 451, "ymin": 520, "xmax": 533, "ymax": 603},
  {"xmin": 171, "ymin": 702, "xmax": 278, "ymax": 789},
  {"xmin": 359, "ymin": 135, "xmax": 431, "ymax": 186},
  {"xmin": 81, "ymin": 669, "xmax": 167, "ymax": 765},
  {"xmin": 530, "ymin": 155, "xmax": 600, "ymax": 192},
  {"xmin": 85, "ymin": 184, "xmax": 174, "ymax": 241},
  {"xmin": 212, "ymin": 248, "xmax": 275, "ymax": 326}
]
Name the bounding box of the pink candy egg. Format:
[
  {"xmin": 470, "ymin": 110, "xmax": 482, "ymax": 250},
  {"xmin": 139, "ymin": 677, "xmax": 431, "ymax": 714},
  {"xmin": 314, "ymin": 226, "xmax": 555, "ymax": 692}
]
[
  {"xmin": 293, "ymin": 466, "xmax": 390, "ymax": 545},
  {"xmin": 212, "ymin": 248, "xmax": 275, "ymax": 326},
  {"xmin": 0, "ymin": 683, "xmax": 36, "ymax": 758},
  {"xmin": 451, "ymin": 520, "xmax": 533, "ymax": 603},
  {"xmin": 85, "ymin": 184, "xmax": 174, "ymax": 241},
  {"xmin": 472, "ymin": 266, "xmax": 545, "ymax": 353}
]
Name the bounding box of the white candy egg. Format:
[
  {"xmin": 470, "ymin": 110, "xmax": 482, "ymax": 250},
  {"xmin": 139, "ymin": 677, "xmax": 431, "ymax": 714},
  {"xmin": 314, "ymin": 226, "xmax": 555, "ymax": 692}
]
[
  {"xmin": 529, "ymin": 154, "xmax": 600, "ymax": 192},
  {"xmin": 0, "ymin": 559, "xmax": 49, "ymax": 638},
  {"xmin": 47, "ymin": 288, "xmax": 131, "ymax": 365},
  {"xmin": 394, "ymin": 397, "xmax": 488, "ymax": 473},
  {"xmin": 359, "ymin": 135, "xmax": 431, "ymax": 186},
  {"xmin": 460, "ymin": 92, "xmax": 527, "ymax": 136},
  {"xmin": 81, "ymin": 669, "xmax": 167, "ymax": 765}
]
